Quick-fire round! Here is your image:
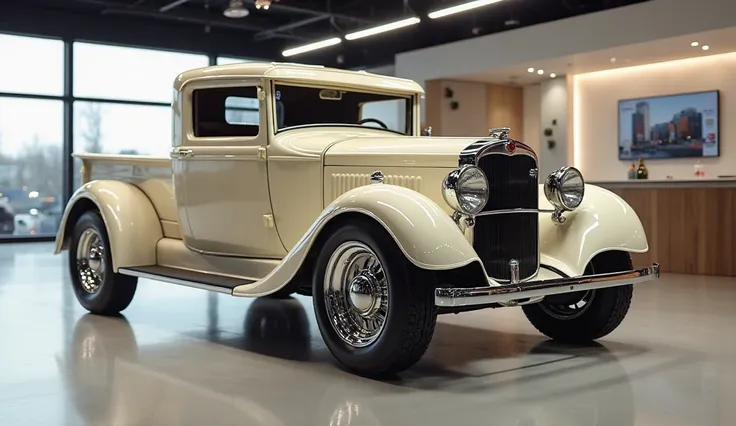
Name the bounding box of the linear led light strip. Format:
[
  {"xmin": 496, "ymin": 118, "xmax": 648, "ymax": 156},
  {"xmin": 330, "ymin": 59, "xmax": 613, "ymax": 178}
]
[
  {"xmin": 282, "ymin": 37, "xmax": 342, "ymax": 57},
  {"xmin": 282, "ymin": 0, "xmax": 506, "ymax": 57},
  {"xmin": 282, "ymin": 17, "xmax": 420, "ymax": 57},
  {"xmin": 345, "ymin": 17, "xmax": 421, "ymax": 40},
  {"xmin": 429, "ymin": 0, "xmax": 507, "ymax": 19}
]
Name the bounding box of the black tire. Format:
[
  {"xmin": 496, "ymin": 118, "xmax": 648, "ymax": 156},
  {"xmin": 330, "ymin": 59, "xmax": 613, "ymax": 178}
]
[
  {"xmin": 313, "ymin": 219, "xmax": 437, "ymax": 377},
  {"xmin": 522, "ymin": 251, "xmax": 634, "ymax": 343},
  {"xmin": 263, "ymin": 285, "xmax": 297, "ymax": 299},
  {"xmin": 68, "ymin": 210, "xmax": 138, "ymax": 315}
]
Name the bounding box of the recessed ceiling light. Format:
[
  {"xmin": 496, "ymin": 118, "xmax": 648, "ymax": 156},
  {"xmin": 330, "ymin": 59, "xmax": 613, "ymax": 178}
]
[
  {"xmin": 527, "ymin": 67, "xmax": 535, "ymax": 73},
  {"xmin": 537, "ymin": 69, "xmax": 544, "ymax": 75},
  {"xmin": 702, "ymin": 45, "xmax": 710, "ymax": 51},
  {"xmin": 691, "ymin": 41, "xmax": 699, "ymax": 47},
  {"xmin": 550, "ymin": 73, "xmax": 557, "ymax": 78},
  {"xmin": 610, "ymin": 57, "xmax": 617, "ymax": 63}
]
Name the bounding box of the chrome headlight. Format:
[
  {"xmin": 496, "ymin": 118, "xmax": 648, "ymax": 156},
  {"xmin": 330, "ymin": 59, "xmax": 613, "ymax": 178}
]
[
  {"xmin": 544, "ymin": 166, "xmax": 585, "ymax": 211},
  {"xmin": 442, "ymin": 165, "xmax": 489, "ymax": 215}
]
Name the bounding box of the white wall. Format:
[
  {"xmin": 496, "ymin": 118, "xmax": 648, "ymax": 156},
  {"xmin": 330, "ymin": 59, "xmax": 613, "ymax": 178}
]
[
  {"xmin": 574, "ymin": 52, "xmax": 736, "ymax": 181},
  {"xmin": 522, "ymin": 84, "xmax": 541, "ymax": 153},
  {"xmin": 539, "ymin": 78, "xmax": 569, "ymax": 177},
  {"xmin": 395, "ymin": 0, "xmax": 735, "ymax": 85}
]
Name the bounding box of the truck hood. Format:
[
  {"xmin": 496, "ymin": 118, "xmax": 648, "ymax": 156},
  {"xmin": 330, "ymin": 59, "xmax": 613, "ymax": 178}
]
[{"xmin": 324, "ymin": 136, "xmax": 480, "ymax": 168}]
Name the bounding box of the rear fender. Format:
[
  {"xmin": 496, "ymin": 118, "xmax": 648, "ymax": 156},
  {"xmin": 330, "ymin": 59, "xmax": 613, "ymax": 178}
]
[{"xmin": 55, "ymin": 181, "xmax": 163, "ymax": 271}]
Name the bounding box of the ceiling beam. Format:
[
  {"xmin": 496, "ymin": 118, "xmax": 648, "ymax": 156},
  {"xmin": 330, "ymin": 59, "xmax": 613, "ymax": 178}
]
[
  {"xmin": 269, "ymin": 3, "xmax": 376, "ymax": 25},
  {"xmin": 159, "ymin": 0, "xmax": 190, "ymax": 13},
  {"xmin": 253, "ymin": 14, "xmax": 330, "ymax": 41},
  {"xmin": 101, "ymin": 7, "xmax": 269, "ymax": 32},
  {"xmin": 0, "ymin": 2, "xmax": 279, "ymax": 59}
]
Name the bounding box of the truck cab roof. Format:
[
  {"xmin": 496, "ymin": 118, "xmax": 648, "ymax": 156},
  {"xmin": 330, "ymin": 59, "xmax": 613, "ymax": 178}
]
[{"xmin": 173, "ymin": 62, "xmax": 424, "ymax": 95}]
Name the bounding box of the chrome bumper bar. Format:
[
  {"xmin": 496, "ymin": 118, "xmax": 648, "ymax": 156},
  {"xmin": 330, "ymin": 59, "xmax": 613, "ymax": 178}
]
[{"xmin": 435, "ymin": 263, "xmax": 660, "ymax": 307}]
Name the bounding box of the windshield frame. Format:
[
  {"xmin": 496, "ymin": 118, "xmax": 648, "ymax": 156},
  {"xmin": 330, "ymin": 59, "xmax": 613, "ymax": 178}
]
[{"xmin": 270, "ymin": 81, "xmax": 416, "ymax": 136}]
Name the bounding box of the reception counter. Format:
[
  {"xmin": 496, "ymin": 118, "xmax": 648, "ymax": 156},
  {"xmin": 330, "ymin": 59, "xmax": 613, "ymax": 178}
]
[{"xmin": 591, "ymin": 179, "xmax": 736, "ymax": 277}]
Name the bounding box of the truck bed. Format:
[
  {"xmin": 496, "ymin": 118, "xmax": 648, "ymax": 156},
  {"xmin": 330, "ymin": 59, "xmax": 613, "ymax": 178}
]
[{"xmin": 76, "ymin": 153, "xmax": 179, "ymax": 238}]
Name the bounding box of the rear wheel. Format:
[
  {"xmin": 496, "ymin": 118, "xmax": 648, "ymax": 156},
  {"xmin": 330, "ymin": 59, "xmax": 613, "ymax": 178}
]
[
  {"xmin": 68, "ymin": 211, "xmax": 138, "ymax": 315},
  {"xmin": 522, "ymin": 251, "xmax": 634, "ymax": 343},
  {"xmin": 313, "ymin": 219, "xmax": 437, "ymax": 377}
]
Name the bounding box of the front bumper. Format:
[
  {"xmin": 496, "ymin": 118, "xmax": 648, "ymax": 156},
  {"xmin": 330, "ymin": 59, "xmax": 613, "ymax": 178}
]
[{"xmin": 435, "ymin": 263, "xmax": 660, "ymax": 307}]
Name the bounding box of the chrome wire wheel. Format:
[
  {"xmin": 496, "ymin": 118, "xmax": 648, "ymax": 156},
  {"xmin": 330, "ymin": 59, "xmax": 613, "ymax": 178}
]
[
  {"xmin": 323, "ymin": 242, "xmax": 389, "ymax": 348},
  {"xmin": 76, "ymin": 228, "xmax": 106, "ymax": 294}
]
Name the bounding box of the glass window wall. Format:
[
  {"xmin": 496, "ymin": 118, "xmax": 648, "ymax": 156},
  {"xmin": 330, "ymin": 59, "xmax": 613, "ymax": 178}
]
[
  {"xmin": 0, "ymin": 32, "xmax": 226, "ymax": 241},
  {"xmin": 73, "ymin": 43, "xmax": 209, "ymax": 103}
]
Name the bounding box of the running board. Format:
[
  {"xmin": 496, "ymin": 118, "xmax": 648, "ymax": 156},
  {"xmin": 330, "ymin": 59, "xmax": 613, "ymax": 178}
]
[{"xmin": 118, "ymin": 266, "xmax": 254, "ymax": 295}]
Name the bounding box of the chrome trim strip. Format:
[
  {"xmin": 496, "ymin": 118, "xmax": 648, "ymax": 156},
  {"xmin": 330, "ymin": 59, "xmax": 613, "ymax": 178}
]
[
  {"xmin": 435, "ymin": 263, "xmax": 660, "ymax": 307},
  {"xmin": 460, "ymin": 138, "xmax": 538, "ymax": 166},
  {"xmin": 118, "ymin": 268, "xmax": 235, "ymax": 295},
  {"xmin": 476, "ymin": 208, "xmax": 554, "ymax": 217}
]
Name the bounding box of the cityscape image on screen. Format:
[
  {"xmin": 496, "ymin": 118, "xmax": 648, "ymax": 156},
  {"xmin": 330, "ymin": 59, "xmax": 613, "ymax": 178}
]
[{"xmin": 618, "ymin": 90, "xmax": 719, "ymax": 160}]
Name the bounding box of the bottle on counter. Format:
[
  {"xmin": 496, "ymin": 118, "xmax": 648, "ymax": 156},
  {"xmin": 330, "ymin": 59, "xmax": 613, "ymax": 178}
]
[
  {"xmin": 694, "ymin": 161, "xmax": 705, "ymax": 178},
  {"xmin": 628, "ymin": 163, "xmax": 638, "ymax": 180},
  {"xmin": 636, "ymin": 157, "xmax": 649, "ymax": 180}
]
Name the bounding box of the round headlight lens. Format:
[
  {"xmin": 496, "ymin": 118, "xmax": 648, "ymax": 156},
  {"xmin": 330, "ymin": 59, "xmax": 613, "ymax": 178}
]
[
  {"xmin": 442, "ymin": 165, "xmax": 489, "ymax": 215},
  {"xmin": 544, "ymin": 166, "xmax": 585, "ymax": 211}
]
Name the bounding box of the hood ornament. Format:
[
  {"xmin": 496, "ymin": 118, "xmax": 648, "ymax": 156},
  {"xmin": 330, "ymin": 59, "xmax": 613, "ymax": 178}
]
[{"xmin": 489, "ymin": 127, "xmax": 511, "ymax": 139}]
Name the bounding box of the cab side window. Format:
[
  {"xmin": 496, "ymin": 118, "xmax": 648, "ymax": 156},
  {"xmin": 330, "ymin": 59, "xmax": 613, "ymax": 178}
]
[{"xmin": 192, "ymin": 86, "xmax": 259, "ymax": 138}]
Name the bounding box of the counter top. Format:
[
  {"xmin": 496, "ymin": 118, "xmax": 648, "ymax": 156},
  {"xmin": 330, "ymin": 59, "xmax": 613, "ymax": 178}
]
[{"xmin": 590, "ymin": 178, "xmax": 736, "ymax": 188}]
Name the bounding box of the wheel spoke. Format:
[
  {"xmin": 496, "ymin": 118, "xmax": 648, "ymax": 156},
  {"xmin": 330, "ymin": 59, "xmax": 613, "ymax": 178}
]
[
  {"xmin": 323, "ymin": 242, "xmax": 389, "ymax": 348},
  {"xmin": 75, "ymin": 228, "xmax": 106, "ymax": 294}
]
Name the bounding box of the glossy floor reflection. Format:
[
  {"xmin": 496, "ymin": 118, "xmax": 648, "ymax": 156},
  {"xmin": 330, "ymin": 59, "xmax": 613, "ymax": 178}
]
[{"xmin": 1, "ymin": 243, "xmax": 735, "ymax": 425}]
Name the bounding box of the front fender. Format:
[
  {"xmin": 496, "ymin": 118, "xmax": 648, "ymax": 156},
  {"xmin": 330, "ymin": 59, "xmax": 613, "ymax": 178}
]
[
  {"xmin": 233, "ymin": 184, "xmax": 478, "ymax": 297},
  {"xmin": 55, "ymin": 181, "xmax": 163, "ymax": 271},
  {"xmin": 539, "ymin": 183, "xmax": 649, "ymax": 277},
  {"xmin": 326, "ymin": 184, "xmax": 479, "ymax": 270}
]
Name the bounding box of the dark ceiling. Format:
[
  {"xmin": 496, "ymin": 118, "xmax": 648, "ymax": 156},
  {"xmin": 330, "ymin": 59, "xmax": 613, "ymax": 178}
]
[{"xmin": 0, "ymin": 0, "xmax": 648, "ymax": 69}]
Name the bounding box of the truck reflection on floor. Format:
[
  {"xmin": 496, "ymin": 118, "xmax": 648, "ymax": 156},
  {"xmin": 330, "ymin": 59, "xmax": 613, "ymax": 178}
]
[{"xmin": 58, "ymin": 299, "xmax": 635, "ymax": 426}]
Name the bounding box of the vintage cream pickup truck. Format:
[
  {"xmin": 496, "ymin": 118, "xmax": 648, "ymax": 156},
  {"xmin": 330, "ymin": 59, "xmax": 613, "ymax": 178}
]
[{"xmin": 55, "ymin": 62, "xmax": 659, "ymax": 376}]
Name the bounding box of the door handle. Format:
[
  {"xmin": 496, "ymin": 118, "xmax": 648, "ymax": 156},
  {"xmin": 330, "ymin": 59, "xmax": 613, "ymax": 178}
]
[{"xmin": 177, "ymin": 149, "xmax": 194, "ymax": 158}]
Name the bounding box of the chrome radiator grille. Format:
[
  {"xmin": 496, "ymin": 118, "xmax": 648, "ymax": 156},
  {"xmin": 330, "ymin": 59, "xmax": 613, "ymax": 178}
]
[{"xmin": 473, "ymin": 153, "xmax": 539, "ymax": 281}]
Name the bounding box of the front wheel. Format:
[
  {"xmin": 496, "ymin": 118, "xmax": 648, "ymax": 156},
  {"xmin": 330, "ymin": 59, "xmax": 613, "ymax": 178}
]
[
  {"xmin": 313, "ymin": 219, "xmax": 437, "ymax": 377},
  {"xmin": 68, "ymin": 211, "xmax": 138, "ymax": 315},
  {"xmin": 522, "ymin": 251, "xmax": 634, "ymax": 343}
]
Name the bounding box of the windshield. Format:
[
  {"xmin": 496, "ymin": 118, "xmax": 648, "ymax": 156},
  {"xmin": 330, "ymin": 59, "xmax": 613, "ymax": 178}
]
[{"xmin": 273, "ymin": 84, "xmax": 413, "ymax": 135}]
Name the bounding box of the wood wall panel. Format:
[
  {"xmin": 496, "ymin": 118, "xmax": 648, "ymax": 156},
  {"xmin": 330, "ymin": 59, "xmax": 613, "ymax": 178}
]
[
  {"xmin": 607, "ymin": 186, "xmax": 736, "ymax": 276},
  {"xmin": 422, "ymin": 79, "xmax": 522, "ymax": 139},
  {"xmin": 486, "ymin": 84, "xmax": 524, "ymax": 141}
]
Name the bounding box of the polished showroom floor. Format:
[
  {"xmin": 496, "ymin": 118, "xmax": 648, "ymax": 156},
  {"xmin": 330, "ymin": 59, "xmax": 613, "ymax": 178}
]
[{"xmin": 1, "ymin": 243, "xmax": 735, "ymax": 425}]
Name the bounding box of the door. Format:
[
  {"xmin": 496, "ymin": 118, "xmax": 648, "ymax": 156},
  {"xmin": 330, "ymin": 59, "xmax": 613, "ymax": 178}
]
[{"xmin": 172, "ymin": 80, "xmax": 286, "ymax": 259}]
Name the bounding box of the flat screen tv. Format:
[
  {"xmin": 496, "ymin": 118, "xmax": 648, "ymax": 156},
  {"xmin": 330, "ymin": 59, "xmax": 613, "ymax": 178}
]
[{"xmin": 618, "ymin": 90, "xmax": 719, "ymax": 160}]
